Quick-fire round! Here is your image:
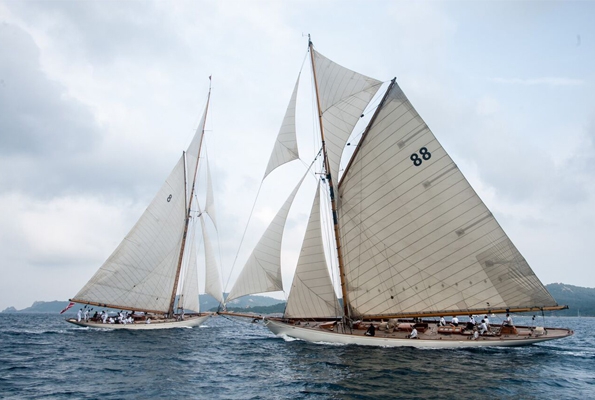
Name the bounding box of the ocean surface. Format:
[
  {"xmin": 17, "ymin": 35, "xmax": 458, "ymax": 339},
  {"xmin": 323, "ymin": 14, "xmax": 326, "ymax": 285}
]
[{"xmin": 0, "ymin": 314, "xmax": 592, "ymax": 399}]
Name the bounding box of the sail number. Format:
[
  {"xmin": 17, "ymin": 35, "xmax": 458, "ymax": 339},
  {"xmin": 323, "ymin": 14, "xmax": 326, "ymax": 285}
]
[
  {"xmin": 167, "ymin": 194, "xmax": 172, "ymax": 202},
  {"xmin": 410, "ymin": 147, "xmax": 431, "ymax": 167}
]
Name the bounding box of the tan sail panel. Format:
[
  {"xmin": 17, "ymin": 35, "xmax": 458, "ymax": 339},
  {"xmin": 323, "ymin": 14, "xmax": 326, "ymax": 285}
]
[
  {"xmin": 73, "ymin": 156, "xmax": 187, "ymax": 313},
  {"xmin": 338, "ymin": 82, "xmax": 557, "ymax": 318}
]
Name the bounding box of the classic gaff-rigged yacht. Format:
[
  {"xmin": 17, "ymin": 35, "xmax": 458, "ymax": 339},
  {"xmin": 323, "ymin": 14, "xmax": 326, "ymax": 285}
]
[
  {"xmin": 66, "ymin": 84, "xmax": 224, "ymax": 330},
  {"xmin": 225, "ymin": 39, "xmax": 573, "ymax": 347}
]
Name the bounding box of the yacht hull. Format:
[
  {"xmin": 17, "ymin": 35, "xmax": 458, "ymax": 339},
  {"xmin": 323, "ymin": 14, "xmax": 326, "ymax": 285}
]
[
  {"xmin": 265, "ymin": 319, "xmax": 573, "ymax": 348},
  {"xmin": 66, "ymin": 314, "xmax": 211, "ymax": 330}
]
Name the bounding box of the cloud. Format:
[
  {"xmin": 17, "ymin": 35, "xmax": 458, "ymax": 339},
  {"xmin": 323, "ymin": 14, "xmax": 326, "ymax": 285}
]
[
  {"xmin": 0, "ymin": 23, "xmax": 107, "ymax": 198},
  {"xmin": 1, "ymin": 0, "xmax": 595, "ymax": 311}
]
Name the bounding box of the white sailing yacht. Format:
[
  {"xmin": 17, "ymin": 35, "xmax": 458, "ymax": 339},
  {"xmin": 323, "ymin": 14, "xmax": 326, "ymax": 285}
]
[
  {"xmin": 66, "ymin": 84, "xmax": 224, "ymax": 330},
  {"xmin": 225, "ymin": 39, "xmax": 573, "ymax": 347}
]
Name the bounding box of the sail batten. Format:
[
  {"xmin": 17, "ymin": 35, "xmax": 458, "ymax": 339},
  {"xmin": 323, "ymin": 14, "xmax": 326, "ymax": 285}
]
[{"xmin": 338, "ymin": 82, "xmax": 556, "ymax": 317}]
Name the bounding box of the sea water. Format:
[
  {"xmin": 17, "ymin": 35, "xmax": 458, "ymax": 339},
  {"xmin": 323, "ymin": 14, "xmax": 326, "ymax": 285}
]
[{"xmin": 0, "ymin": 314, "xmax": 592, "ymax": 399}]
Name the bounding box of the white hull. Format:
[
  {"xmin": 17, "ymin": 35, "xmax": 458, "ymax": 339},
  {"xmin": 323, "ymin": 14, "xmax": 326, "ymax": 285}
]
[
  {"xmin": 66, "ymin": 314, "xmax": 211, "ymax": 330},
  {"xmin": 265, "ymin": 319, "xmax": 572, "ymax": 349}
]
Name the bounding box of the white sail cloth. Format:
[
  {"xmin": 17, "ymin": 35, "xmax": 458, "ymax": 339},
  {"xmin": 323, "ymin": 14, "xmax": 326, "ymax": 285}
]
[
  {"xmin": 72, "ymin": 97, "xmax": 216, "ymax": 313},
  {"xmin": 226, "ymin": 173, "xmax": 308, "ymax": 303},
  {"xmin": 72, "ymin": 156, "xmax": 187, "ymax": 313},
  {"xmin": 263, "ymin": 74, "xmax": 301, "ymax": 179},
  {"xmin": 205, "ymin": 159, "xmax": 218, "ymax": 230},
  {"xmin": 200, "ymin": 214, "xmax": 224, "ymax": 304},
  {"xmin": 285, "ymin": 185, "xmax": 340, "ymax": 319},
  {"xmin": 186, "ymin": 106, "xmax": 207, "ymax": 202},
  {"xmin": 180, "ymin": 220, "xmax": 200, "ymax": 313},
  {"xmin": 338, "ymin": 82, "xmax": 557, "ymax": 317},
  {"xmin": 312, "ymin": 50, "xmax": 382, "ymax": 185}
]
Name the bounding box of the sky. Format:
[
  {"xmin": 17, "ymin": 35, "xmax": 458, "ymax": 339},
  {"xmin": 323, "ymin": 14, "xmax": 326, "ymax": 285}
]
[{"xmin": 1, "ymin": 0, "xmax": 594, "ymax": 311}]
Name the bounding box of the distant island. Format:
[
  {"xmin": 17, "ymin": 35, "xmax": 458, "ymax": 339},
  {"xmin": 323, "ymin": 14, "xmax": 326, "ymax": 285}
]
[
  {"xmin": 1, "ymin": 294, "xmax": 285, "ymax": 315},
  {"xmin": 2, "ymin": 283, "xmax": 593, "ymax": 316}
]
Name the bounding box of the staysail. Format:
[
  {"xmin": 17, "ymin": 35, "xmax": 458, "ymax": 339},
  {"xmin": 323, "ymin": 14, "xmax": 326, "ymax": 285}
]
[
  {"xmin": 226, "ymin": 172, "xmax": 308, "ymax": 302},
  {"xmin": 200, "ymin": 213, "xmax": 224, "ymax": 304},
  {"xmin": 285, "ymin": 185, "xmax": 340, "ymax": 318},
  {"xmin": 205, "ymin": 158, "xmax": 218, "ymax": 230},
  {"xmin": 179, "ymin": 219, "xmax": 200, "ymax": 313},
  {"xmin": 263, "ymin": 74, "xmax": 301, "ymax": 179},
  {"xmin": 338, "ymin": 81, "xmax": 557, "ymax": 317}
]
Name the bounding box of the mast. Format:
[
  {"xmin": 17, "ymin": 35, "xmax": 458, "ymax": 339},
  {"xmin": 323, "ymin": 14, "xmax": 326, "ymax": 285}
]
[
  {"xmin": 309, "ymin": 38, "xmax": 350, "ymax": 318},
  {"xmin": 167, "ymin": 82, "xmax": 212, "ymax": 316}
]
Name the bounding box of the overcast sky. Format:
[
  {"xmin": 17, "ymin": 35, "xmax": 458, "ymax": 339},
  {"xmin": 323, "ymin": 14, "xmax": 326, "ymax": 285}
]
[{"xmin": 1, "ymin": 0, "xmax": 593, "ymax": 310}]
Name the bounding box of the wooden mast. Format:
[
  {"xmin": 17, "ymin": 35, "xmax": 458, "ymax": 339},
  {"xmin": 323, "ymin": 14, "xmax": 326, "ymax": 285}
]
[
  {"xmin": 167, "ymin": 81, "xmax": 212, "ymax": 316},
  {"xmin": 309, "ymin": 38, "xmax": 351, "ymax": 319}
]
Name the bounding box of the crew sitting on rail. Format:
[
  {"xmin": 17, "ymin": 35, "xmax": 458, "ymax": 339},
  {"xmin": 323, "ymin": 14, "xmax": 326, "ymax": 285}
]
[
  {"xmin": 365, "ymin": 323, "xmax": 375, "ymax": 337},
  {"xmin": 408, "ymin": 327, "xmax": 418, "ymax": 339}
]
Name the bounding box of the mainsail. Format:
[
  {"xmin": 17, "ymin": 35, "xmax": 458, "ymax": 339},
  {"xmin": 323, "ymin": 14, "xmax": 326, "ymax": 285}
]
[
  {"xmin": 71, "ymin": 156, "xmax": 187, "ymax": 313},
  {"xmin": 71, "ymin": 87, "xmax": 223, "ymax": 315},
  {"xmin": 338, "ymin": 81, "xmax": 557, "ymax": 318}
]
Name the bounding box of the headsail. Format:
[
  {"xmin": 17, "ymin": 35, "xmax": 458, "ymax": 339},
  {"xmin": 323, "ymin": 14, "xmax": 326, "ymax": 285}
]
[
  {"xmin": 226, "ymin": 172, "xmax": 309, "ymax": 303},
  {"xmin": 200, "ymin": 213, "xmax": 224, "ymax": 304},
  {"xmin": 338, "ymin": 81, "xmax": 557, "ymax": 317},
  {"xmin": 179, "ymin": 219, "xmax": 200, "ymax": 313},
  {"xmin": 263, "ymin": 74, "xmax": 301, "ymax": 179},
  {"xmin": 205, "ymin": 158, "xmax": 218, "ymax": 230},
  {"xmin": 285, "ymin": 184, "xmax": 340, "ymax": 319}
]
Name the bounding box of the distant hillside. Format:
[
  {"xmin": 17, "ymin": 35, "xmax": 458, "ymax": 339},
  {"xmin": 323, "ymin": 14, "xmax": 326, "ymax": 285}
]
[
  {"xmin": 3, "ymin": 284, "xmax": 593, "ymax": 316},
  {"xmin": 2, "ymin": 294, "xmax": 284, "ymax": 314},
  {"xmin": 218, "ymin": 303, "xmax": 286, "ymax": 314},
  {"xmin": 545, "ymin": 283, "xmax": 595, "ymax": 316}
]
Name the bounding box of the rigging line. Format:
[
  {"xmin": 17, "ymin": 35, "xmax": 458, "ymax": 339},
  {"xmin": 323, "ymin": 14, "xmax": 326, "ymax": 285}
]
[
  {"xmin": 223, "ymin": 46, "xmax": 313, "ymax": 297},
  {"xmin": 320, "ymin": 177, "xmax": 341, "ymax": 310},
  {"xmin": 223, "ymin": 179, "xmax": 265, "ymax": 296}
]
